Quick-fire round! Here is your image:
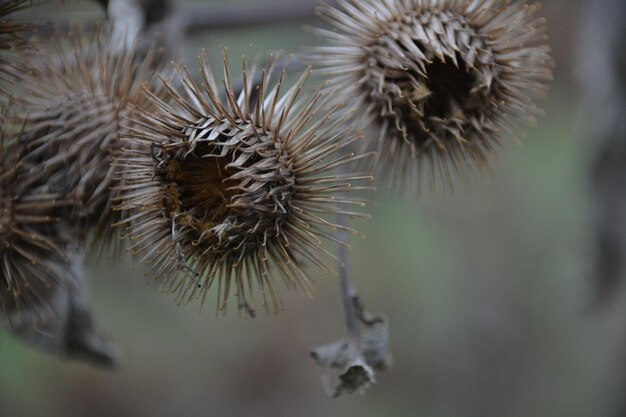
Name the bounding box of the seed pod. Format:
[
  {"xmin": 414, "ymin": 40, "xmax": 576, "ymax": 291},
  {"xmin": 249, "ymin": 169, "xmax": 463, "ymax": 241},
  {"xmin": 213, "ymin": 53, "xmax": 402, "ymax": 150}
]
[
  {"xmin": 0, "ymin": 128, "xmax": 77, "ymax": 329},
  {"xmin": 310, "ymin": 0, "xmax": 553, "ymax": 192},
  {"xmin": 113, "ymin": 51, "xmax": 373, "ymax": 316},
  {"xmin": 13, "ymin": 29, "xmax": 167, "ymax": 256}
]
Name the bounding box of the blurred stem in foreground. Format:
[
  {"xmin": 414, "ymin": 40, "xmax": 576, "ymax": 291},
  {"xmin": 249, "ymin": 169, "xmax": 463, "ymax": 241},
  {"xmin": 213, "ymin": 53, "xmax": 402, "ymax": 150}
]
[
  {"xmin": 579, "ymin": 0, "xmax": 626, "ymax": 308},
  {"xmin": 579, "ymin": 0, "xmax": 626, "ymax": 413}
]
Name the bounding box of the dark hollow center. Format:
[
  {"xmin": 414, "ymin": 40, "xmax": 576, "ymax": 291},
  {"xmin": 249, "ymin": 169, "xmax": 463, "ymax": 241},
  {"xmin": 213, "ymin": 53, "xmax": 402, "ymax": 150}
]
[
  {"xmin": 159, "ymin": 130, "xmax": 293, "ymax": 252},
  {"xmin": 423, "ymin": 56, "xmax": 476, "ymax": 119},
  {"xmin": 166, "ymin": 141, "xmax": 246, "ymax": 224}
]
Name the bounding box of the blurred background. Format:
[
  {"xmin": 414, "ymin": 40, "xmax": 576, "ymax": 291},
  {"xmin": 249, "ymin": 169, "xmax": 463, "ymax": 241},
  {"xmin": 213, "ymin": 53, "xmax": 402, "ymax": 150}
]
[{"xmin": 2, "ymin": 0, "xmax": 626, "ymax": 416}]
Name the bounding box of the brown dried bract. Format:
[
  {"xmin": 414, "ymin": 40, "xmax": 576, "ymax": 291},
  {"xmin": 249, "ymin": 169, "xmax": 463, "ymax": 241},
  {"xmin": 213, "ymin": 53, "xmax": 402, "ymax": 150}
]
[
  {"xmin": 12, "ymin": 27, "xmax": 167, "ymax": 257},
  {"xmin": 310, "ymin": 0, "xmax": 554, "ymax": 193},
  {"xmin": 113, "ymin": 51, "xmax": 374, "ymax": 316},
  {"xmin": 0, "ymin": 0, "xmax": 38, "ymax": 101},
  {"xmin": 0, "ymin": 127, "xmax": 78, "ymax": 329}
]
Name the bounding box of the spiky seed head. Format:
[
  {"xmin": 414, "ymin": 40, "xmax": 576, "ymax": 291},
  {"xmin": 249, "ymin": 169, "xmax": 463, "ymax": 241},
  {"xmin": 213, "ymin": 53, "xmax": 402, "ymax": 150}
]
[
  {"xmin": 310, "ymin": 0, "xmax": 554, "ymax": 192},
  {"xmin": 114, "ymin": 51, "xmax": 373, "ymax": 316},
  {"xmin": 12, "ymin": 28, "xmax": 167, "ymax": 256},
  {"xmin": 0, "ymin": 0, "xmax": 29, "ymax": 58},
  {"xmin": 0, "ymin": 0, "xmax": 34, "ymax": 99},
  {"xmin": 0, "ymin": 129, "xmax": 78, "ymax": 329}
]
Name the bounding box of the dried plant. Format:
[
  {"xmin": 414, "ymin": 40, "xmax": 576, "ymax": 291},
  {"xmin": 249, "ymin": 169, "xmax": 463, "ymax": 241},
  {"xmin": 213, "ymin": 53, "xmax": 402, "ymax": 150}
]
[
  {"xmin": 0, "ymin": 0, "xmax": 33, "ymax": 100},
  {"xmin": 12, "ymin": 29, "xmax": 166, "ymax": 256},
  {"xmin": 310, "ymin": 0, "xmax": 553, "ymax": 192},
  {"xmin": 0, "ymin": 0, "xmax": 561, "ymax": 397},
  {"xmin": 113, "ymin": 52, "xmax": 373, "ymax": 316},
  {"xmin": 0, "ymin": 127, "xmax": 78, "ymax": 330}
]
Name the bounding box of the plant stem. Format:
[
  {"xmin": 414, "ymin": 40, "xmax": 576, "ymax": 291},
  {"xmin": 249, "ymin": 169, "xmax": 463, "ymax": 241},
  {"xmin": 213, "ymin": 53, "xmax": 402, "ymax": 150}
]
[
  {"xmin": 336, "ymin": 213, "xmax": 361, "ymax": 345},
  {"xmin": 183, "ymin": 0, "xmax": 336, "ymax": 33},
  {"xmin": 335, "ymin": 157, "xmax": 363, "ymax": 347},
  {"xmin": 43, "ymin": 0, "xmax": 336, "ymax": 37}
]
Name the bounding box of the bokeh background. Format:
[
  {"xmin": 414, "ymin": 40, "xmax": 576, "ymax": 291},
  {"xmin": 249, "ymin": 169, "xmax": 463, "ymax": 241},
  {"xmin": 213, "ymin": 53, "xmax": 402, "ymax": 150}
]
[{"xmin": 2, "ymin": 0, "xmax": 626, "ymax": 416}]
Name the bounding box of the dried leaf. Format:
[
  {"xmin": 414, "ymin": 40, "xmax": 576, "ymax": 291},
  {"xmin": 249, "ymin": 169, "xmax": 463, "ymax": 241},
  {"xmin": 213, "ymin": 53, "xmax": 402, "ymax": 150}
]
[{"xmin": 311, "ymin": 302, "xmax": 391, "ymax": 397}]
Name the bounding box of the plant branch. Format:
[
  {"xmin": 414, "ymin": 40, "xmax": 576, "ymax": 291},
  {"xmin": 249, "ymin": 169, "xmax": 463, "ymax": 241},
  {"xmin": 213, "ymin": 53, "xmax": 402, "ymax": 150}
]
[
  {"xmin": 38, "ymin": 0, "xmax": 336, "ymax": 38},
  {"xmin": 310, "ymin": 163, "xmax": 391, "ymax": 397},
  {"xmin": 337, "ymin": 210, "xmax": 361, "ymax": 344},
  {"xmin": 183, "ymin": 0, "xmax": 335, "ymax": 33}
]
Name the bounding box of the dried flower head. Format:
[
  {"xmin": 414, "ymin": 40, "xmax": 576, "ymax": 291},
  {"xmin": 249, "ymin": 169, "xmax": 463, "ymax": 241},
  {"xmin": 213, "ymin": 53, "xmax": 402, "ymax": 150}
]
[
  {"xmin": 310, "ymin": 0, "xmax": 553, "ymax": 192},
  {"xmin": 114, "ymin": 51, "xmax": 372, "ymax": 316},
  {"xmin": 0, "ymin": 129, "xmax": 77, "ymax": 329},
  {"xmin": 13, "ymin": 29, "xmax": 166, "ymax": 255},
  {"xmin": 0, "ymin": 1, "xmax": 28, "ymax": 56},
  {"xmin": 0, "ymin": 0, "xmax": 34, "ymax": 99}
]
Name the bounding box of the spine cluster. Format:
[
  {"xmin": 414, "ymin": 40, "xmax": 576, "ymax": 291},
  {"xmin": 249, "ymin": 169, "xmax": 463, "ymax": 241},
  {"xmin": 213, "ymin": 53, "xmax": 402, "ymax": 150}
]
[
  {"xmin": 310, "ymin": 0, "xmax": 553, "ymax": 192},
  {"xmin": 0, "ymin": 0, "xmax": 552, "ymax": 330}
]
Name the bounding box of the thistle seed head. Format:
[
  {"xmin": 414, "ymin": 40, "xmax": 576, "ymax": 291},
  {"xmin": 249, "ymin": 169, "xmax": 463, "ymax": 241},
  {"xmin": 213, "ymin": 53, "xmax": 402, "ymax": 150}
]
[
  {"xmin": 0, "ymin": 129, "xmax": 78, "ymax": 328},
  {"xmin": 310, "ymin": 0, "xmax": 554, "ymax": 192},
  {"xmin": 114, "ymin": 51, "xmax": 373, "ymax": 316},
  {"xmin": 13, "ymin": 29, "xmax": 167, "ymax": 256}
]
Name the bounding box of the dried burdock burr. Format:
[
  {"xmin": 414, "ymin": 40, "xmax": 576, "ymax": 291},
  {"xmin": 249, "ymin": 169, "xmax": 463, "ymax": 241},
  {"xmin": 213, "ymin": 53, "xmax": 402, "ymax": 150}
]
[
  {"xmin": 0, "ymin": 0, "xmax": 33, "ymax": 100},
  {"xmin": 113, "ymin": 51, "xmax": 373, "ymax": 316},
  {"xmin": 310, "ymin": 0, "xmax": 554, "ymax": 192},
  {"xmin": 13, "ymin": 29, "xmax": 166, "ymax": 256},
  {"xmin": 0, "ymin": 128, "xmax": 78, "ymax": 330},
  {"xmin": 0, "ymin": 1, "xmax": 27, "ymax": 42}
]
